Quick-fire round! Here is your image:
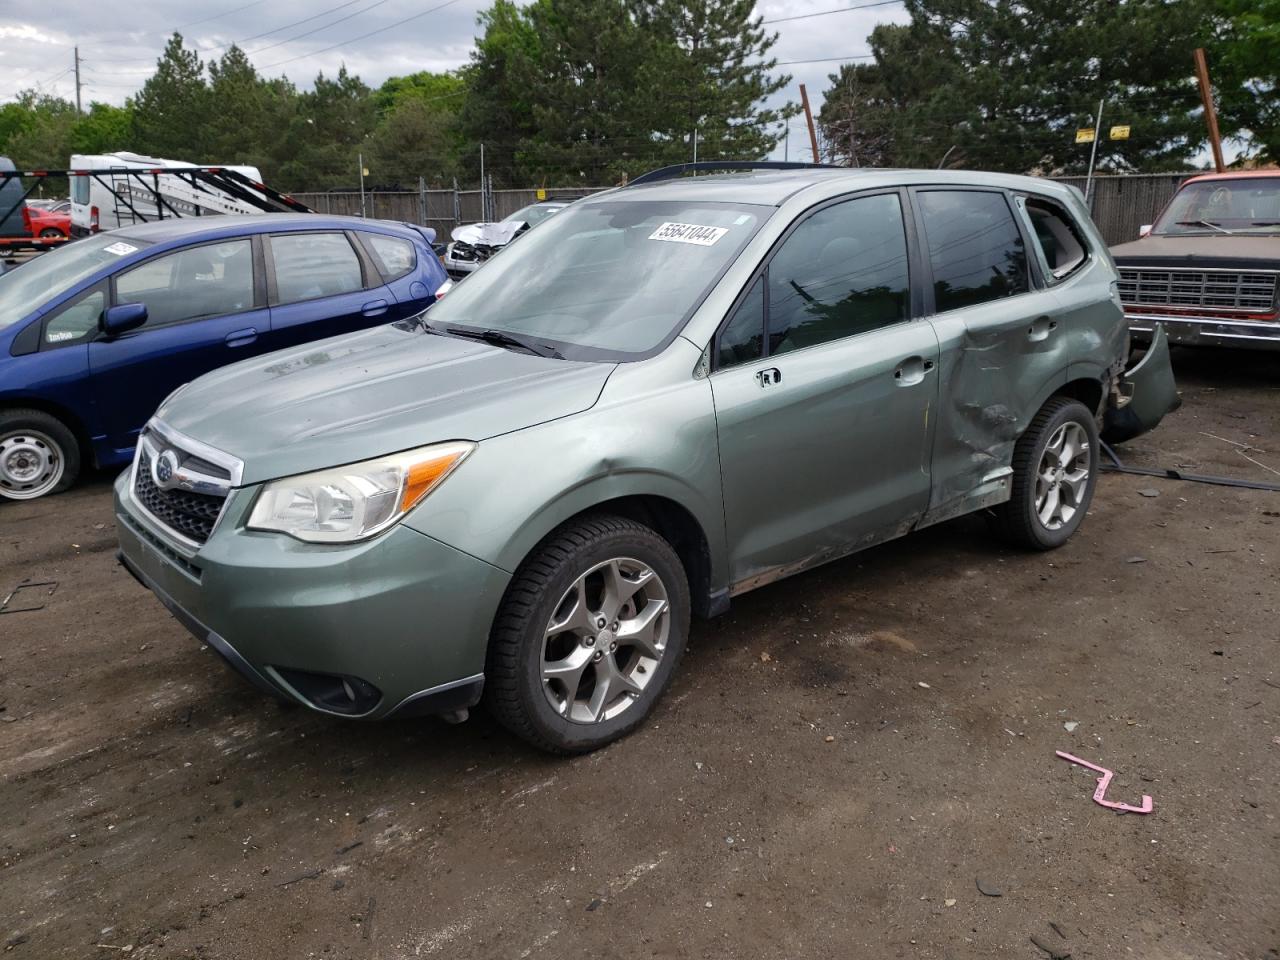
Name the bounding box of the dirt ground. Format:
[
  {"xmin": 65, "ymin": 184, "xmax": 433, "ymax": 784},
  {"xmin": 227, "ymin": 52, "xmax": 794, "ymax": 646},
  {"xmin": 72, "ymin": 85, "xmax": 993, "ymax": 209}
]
[{"xmin": 1, "ymin": 346, "xmax": 1277, "ymax": 960}]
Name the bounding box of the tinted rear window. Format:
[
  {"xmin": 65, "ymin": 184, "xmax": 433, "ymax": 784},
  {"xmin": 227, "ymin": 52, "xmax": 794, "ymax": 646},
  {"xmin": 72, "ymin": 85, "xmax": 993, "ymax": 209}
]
[{"xmin": 918, "ymin": 190, "xmax": 1029, "ymax": 313}]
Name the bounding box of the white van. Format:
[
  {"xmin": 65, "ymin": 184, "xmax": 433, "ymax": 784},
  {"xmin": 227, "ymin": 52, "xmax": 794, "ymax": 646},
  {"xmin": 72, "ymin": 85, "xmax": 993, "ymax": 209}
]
[{"xmin": 69, "ymin": 152, "xmax": 266, "ymax": 236}]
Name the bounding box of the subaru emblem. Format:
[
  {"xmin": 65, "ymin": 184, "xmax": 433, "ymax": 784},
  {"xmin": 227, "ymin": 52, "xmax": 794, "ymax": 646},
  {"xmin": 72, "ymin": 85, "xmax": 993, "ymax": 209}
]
[{"xmin": 152, "ymin": 449, "xmax": 180, "ymax": 490}]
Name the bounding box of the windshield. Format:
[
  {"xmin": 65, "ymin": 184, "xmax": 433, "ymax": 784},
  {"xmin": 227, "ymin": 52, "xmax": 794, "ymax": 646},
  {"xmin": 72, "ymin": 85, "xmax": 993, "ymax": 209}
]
[
  {"xmin": 502, "ymin": 202, "xmax": 563, "ymax": 227},
  {"xmin": 1153, "ymin": 178, "xmax": 1280, "ymax": 235},
  {"xmin": 428, "ymin": 198, "xmax": 769, "ymax": 361},
  {"xmin": 0, "ymin": 234, "xmax": 151, "ymax": 331}
]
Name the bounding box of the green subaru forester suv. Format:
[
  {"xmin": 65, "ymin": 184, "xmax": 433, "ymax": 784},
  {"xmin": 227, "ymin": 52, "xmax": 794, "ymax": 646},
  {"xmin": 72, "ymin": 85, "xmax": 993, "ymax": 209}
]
[{"xmin": 115, "ymin": 164, "xmax": 1177, "ymax": 753}]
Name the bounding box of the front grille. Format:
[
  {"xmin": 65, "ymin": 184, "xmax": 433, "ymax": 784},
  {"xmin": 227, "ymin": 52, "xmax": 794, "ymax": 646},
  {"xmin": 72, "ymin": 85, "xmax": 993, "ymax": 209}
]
[
  {"xmin": 1117, "ymin": 267, "xmax": 1278, "ymax": 313},
  {"xmin": 134, "ymin": 449, "xmax": 226, "ymax": 545}
]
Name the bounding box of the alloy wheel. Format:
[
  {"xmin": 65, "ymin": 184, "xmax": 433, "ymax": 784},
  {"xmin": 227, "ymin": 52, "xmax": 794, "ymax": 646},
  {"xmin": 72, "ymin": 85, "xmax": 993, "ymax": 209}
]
[
  {"xmin": 540, "ymin": 557, "xmax": 670, "ymax": 724},
  {"xmin": 1034, "ymin": 421, "xmax": 1090, "ymax": 530}
]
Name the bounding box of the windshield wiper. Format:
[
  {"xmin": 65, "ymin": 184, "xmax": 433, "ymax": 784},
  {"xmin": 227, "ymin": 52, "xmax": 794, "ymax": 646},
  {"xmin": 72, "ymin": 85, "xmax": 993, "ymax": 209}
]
[
  {"xmin": 1174, "ymin": 219, "xmax": 1235, "ymax": 235},
  {"xmin": 444, "ymin": 326, "xmax": 563, "ymax": 359}
]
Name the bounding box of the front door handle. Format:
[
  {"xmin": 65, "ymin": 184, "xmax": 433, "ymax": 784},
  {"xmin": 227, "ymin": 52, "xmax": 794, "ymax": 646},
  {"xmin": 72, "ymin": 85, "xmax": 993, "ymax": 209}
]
[
  {"xmin": 1028, "ymin": 315, "xmax": 1059, "ymax": 342},
  {"xmin": 224, "ymin": 327, "xmax": 258, "ymax": 348},
  {"xmin": 362, "ymin": 298, "xmax": 389, "ymax": 318},
  {"xmin": 893, "ymin": 355, "xmax": 934, "ymax": 386},
  {"xmin": 755, "ymin": 367, "xmax": 782, "ymax": 387}
]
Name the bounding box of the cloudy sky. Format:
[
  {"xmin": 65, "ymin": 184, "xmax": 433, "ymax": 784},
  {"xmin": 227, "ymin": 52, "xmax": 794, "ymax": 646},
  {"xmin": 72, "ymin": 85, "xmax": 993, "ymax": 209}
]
[{"xmin": 1, "ymin": 0, "xmax": 909, "ymax": 160}]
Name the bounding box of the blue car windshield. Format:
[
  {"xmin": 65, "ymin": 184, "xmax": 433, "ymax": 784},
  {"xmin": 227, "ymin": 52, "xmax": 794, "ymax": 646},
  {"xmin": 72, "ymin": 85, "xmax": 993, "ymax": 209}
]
[
  {"xmin": 0, "ymin": 234, "xmax": 153, "ymax": 331},
  {"xmin": 429, "ymin": 198, "xmax": 770, "ymax": 361}
]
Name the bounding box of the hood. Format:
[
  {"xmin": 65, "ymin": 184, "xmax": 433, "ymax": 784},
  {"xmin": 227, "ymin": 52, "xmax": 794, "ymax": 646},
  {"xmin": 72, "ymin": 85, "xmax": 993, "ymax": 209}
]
[
  {"xmin": 156, "ymin": 324, "xmax": 614, "ymax": 485},
  {"xmin": 1111, "ymin": 233, "xmax": 1280, "ymax": 268},
  {"xmin": 450, "ymin": 221, "xmax": 526, "ymax": 247}
]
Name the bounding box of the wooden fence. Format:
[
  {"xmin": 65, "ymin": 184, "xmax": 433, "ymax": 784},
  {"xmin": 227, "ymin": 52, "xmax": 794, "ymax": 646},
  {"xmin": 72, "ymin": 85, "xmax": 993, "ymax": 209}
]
[{"xmin": 291, "ymin": 173, "xmax": 1191, "ymax": 247}]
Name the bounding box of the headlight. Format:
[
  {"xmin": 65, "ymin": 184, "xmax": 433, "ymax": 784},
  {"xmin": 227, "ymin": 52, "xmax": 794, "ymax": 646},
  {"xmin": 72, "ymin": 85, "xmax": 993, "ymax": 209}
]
[{"xmin": 247, "ymin": 441, "xmax": 473, "ymax": 543}]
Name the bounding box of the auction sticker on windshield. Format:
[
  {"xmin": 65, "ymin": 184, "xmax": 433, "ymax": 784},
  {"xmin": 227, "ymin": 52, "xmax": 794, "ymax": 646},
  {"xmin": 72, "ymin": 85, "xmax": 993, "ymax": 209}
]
[{"xmin": 649, "ymin": 222, "xmax": 729, "ymax": 246}]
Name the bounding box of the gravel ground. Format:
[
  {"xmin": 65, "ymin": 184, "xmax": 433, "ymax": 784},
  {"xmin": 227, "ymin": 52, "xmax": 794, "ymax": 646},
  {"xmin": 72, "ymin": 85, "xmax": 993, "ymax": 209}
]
[{"xmin": 1, "ymin": 346, "xmax": 1277, "ymax": 960}]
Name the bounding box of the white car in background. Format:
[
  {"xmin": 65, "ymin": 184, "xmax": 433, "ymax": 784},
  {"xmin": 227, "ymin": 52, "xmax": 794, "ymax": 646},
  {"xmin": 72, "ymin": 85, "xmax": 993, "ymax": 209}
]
[{"xmin": 443, "ymin": 198, "xmax": 570, "ymax": 277}]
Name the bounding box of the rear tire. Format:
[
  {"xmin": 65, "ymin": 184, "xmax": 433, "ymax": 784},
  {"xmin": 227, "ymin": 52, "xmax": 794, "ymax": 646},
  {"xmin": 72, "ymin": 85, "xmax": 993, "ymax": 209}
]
[
  {"xmin": 988, "ymin": 397, "xmax": 1098, "ymax": 550},
  {"xmin": 484, "ymin": 514, "xmax": 690, "ymax": 754},
  {"xmin": 39, "ymin": 227, "xmax": 65, "ymax": 239},
  {"xmin": 0, "ymin": 409, "xmax": 80, "ymax": 501}
]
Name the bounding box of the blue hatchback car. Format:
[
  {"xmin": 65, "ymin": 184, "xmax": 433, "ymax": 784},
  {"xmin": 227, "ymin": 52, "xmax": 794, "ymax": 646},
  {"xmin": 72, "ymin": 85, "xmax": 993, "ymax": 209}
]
[{"xmin": 0, "ymin": 214, "xmax": 447, "ymax": 500}]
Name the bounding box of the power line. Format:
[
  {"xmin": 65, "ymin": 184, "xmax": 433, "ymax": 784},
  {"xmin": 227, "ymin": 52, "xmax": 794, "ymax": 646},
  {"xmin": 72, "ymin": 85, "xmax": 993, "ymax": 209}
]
[
  {"xmin": 208, "ymin": 0, "xmax": 371, "ymax": 55},
  {"xmin": 176, "ymin": 0, "xmax": 270, "ymax": 30},
  {"xmin": 761, "ymin": 0, "xmax": 904, "ymax": 25},
  {"xmin": 240, "ymin": 0, "xmax": 398, "ymax": 59},
  {"xmin": 259, "ymin": 0, "xmax": 469, "ymax": 69},
  {"xmin": 775, "ymin": 54, "xmax": 876, "ymax": 65}
]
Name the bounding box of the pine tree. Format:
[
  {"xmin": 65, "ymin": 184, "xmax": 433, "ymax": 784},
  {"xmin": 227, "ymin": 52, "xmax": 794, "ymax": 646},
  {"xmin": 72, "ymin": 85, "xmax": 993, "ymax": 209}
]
[
  {"xmin": 819, "ymin": 0, "xmax": 1227, "ymax": 174},
  {"xmin": 637, "ymin": 0, "xmax": 792, "ymax": 165},
  {"xmin": 131, "ymin": 33, "xmax": 210, "ymax": 158}
]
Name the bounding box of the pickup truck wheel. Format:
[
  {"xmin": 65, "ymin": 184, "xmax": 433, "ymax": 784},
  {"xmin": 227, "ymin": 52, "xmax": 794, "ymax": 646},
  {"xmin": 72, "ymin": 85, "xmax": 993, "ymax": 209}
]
[
  {"xmin": 485, "ymin": 515, "xmax": 690, "ymax": 754},
  {"xmin": 0, "ymin": 409, "xmax": 80, "ymax": 501},
  {"xmin": 988, "ymin": 397, "xmax": 1098, "ymax": 550}
]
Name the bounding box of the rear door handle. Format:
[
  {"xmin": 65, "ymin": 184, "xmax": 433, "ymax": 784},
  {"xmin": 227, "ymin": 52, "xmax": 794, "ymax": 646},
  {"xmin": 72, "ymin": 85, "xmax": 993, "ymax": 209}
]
[
  {"xmin": 755, "ymin": 367, "xmax": 782, "ymax": 387},
  {"xmin": 1028, "ymin": 316, "xmax": 1059, "ymax": 342},
  {"xmin": 362, "ymin": 298, "xmax": 389, "ymax": 318},
  {"xmin": 893, "ymin": 355, "xmax": 934, "ymax": 386},
  {"xmin": 224, "ymin": 327, "xmax": 258, "ymax": 348}
]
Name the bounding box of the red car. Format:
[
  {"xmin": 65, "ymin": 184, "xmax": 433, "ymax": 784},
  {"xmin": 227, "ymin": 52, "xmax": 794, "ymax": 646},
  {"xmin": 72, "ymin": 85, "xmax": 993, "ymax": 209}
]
[{"xmin": 24, "ymin": 203, "xmax": 71, "ymax": 241}]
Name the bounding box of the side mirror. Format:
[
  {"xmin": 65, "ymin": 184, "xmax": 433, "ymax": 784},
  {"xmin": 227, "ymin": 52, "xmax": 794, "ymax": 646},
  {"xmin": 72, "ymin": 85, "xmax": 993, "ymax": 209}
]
[
  {"xmin": 101, "ymin": 302, "xmax": 147, "ymax": 336},
  {"xmin": 1138, "ymin": 224, "xmax": 1152, "ymax": 238}
]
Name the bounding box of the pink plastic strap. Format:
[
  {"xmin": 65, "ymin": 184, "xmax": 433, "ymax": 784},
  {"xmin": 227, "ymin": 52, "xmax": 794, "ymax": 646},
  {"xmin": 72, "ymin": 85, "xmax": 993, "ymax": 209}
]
[{"xmin": 1055, "ymin": 750, "xmax": 1154, "ymax": 814}]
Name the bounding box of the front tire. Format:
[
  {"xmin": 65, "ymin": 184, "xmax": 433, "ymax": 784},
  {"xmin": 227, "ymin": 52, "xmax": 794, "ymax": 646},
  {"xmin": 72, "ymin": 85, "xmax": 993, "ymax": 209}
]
[
  {"xmin": 988, "ymin": 397, "xmax": 1098, "ymax": 550},
  {"xmin": 0, "ymin": 409, "xmax": 80, "ymax": 501},
  {"xmin": 484, "ymin": 515, "xmax": 691, "ymax": 754}
]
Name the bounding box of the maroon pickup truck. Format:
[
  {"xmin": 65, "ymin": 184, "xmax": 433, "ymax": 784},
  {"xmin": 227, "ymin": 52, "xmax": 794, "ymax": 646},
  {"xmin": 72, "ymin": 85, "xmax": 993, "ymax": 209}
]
[{"xmin": 1111, "ymin": 170, "xmax": 1280, "ymax": 351}]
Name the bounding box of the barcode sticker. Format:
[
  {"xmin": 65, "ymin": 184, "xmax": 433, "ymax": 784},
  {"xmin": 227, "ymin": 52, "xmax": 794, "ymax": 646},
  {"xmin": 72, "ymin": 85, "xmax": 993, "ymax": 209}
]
[
  {"xmin": 648, "ymin": 222, "xmax": 729, "ymax": 246},
  {"xmin": 104, "ymin": 241, "xmax": 138, "ymax": 256}
]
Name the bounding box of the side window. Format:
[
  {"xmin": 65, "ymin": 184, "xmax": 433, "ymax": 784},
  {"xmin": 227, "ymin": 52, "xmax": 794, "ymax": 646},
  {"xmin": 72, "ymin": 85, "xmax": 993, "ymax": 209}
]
[
  {"xmin": 44, "ymin": 287, "xmax": 105, "ymax": 346},
  {"xmin": 1023, "ymin": 197, "xmax": 1088, "ymax": 281},
  {"xmin": 363, "ymin": 233, "xmax": 416, "ymax": 279},
  {"xmin": 270, "ymin": 233, "xmax": 363, "ymax": 305},
  {"xmin": 116, "ymin": 240, "xmax": 255, "ymax": 326},
  {"xmin": 72, "ymin": 177, "xmax": 89, "ymax": 205},
  {"xmin": 767, "ymin": 193, "xmax": 910, "ymax": 356},
  {"xmin": 917, "ymin": 191, "xmax": 1029, "ymax": 313},
  {"xmin": 718, "ymin": 277, "xmax": 765, "ymax": 369}
]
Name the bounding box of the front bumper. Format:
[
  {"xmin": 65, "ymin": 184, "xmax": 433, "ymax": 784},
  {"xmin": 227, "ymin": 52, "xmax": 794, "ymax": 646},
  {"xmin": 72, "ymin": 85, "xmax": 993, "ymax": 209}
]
[
  {"xmin": 1128, "ymin": 311, "xmax": 1280, "ymax": 350},
  {"xmin": 113, "ymin": 471, "xmax": 510, "ymax": 719},
  {"xmin": 441, "ymin": 248, "xmax": 481, "ymax": 278}
]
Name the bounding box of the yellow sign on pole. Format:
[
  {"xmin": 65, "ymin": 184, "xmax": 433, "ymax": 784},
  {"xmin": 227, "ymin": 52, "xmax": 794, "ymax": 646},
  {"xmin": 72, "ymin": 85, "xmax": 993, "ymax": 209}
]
[
  {"xmin": 1075, "ymin": 128, "xmax": 1096, "ymax": 144},
  {"xmin": 536, "ymin": 187, "xmax": 546, "ymax": 201},
  {"xmin": 1109, "ymin": 125, "xmax": 1131, "ymax": 140}
]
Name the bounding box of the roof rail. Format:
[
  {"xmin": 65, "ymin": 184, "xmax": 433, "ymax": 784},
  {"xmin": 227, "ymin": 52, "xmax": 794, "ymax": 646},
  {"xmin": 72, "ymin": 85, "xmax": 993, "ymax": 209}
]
[{"xmin": 627, "ymin": 160, "xmax": 843, "ymax": 186}]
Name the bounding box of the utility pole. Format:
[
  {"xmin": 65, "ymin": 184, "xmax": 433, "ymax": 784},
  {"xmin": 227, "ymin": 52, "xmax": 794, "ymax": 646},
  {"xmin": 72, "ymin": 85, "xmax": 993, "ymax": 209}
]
[
  {"xmin": 784, "ymin": 122, "xmax": 789, "ymax": 162},
  {"xmin": 479, "ymin": 142, "xmax": 486, "ymax": 220},
  {"xmin": 74, "ymin": 46, "xmax": 82, "ymax": 115},
  {"xmin": 1193, "ymin": 47, "xmax": 1226, "ymax": 173},
  {"xmin": 358, "ymin": 152, "xmax": 367, "ymax": 218},
  {"xmin": 692, "ymin": 126, "xmax": 698, "ymax": 164},
  {"xmin": 799, "ymin": 84, "xmax": 820, "ymax": 163},
  {"xmin": 1083, "ymin": 98, "xmax": 1104, "ymax": 210}
]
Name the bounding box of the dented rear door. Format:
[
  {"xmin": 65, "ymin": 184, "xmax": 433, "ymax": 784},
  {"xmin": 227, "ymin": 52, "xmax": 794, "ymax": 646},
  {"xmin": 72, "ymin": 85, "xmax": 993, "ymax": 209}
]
[{"xmin": 911, "ymin": 188, "xmax": 1070, "ymax": 519}]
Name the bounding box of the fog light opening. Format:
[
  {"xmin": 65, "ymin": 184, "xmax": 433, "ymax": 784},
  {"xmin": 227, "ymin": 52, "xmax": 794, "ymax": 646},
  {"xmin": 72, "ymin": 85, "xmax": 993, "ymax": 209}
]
[{"xmin": 272, "ymin": 667, "xmax": 383, "ymax": 716}]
